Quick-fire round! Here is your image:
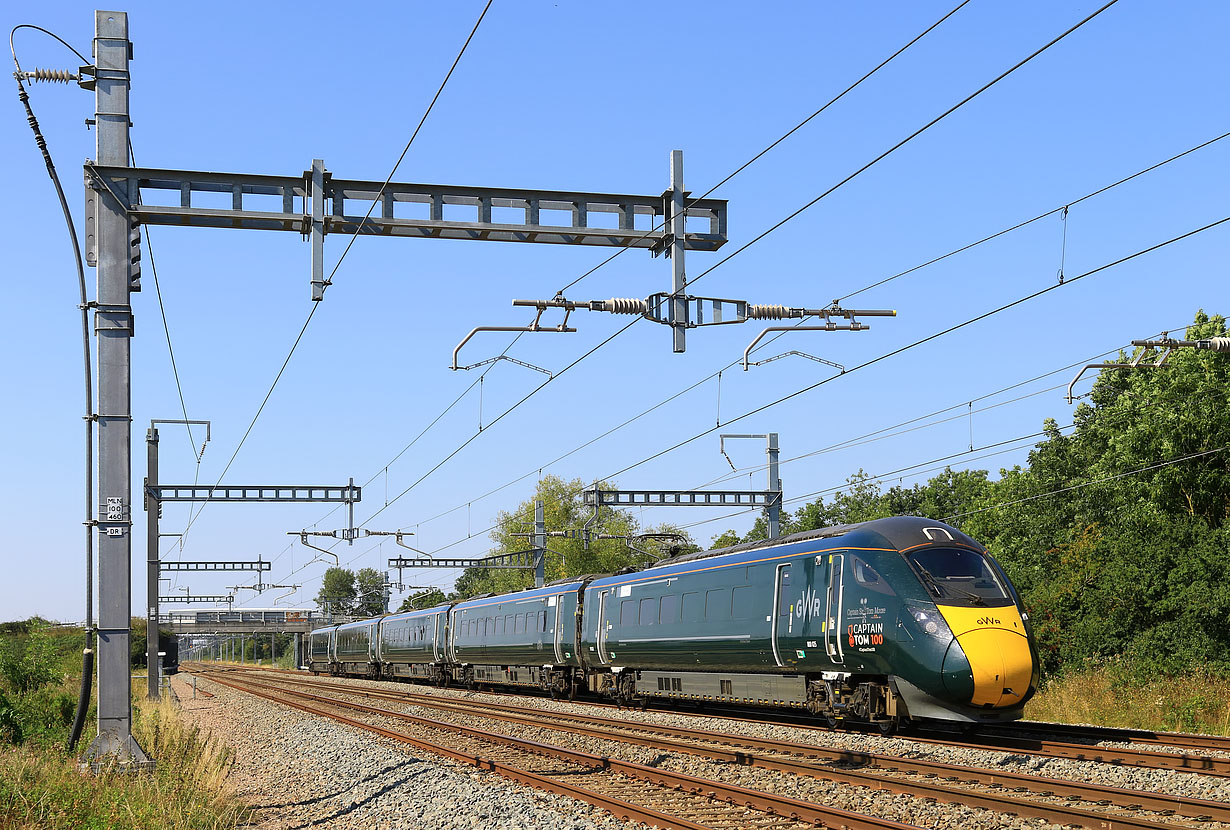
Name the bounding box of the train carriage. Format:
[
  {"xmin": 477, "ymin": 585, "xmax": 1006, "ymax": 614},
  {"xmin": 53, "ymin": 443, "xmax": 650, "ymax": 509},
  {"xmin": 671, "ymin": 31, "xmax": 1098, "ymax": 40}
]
[
  {"xmin": 579, "ymin": 516, "xmax": 1038, "ymax": 728},
  {"xmin": 307, "ymin": 625, "xmax": 337, "ymax": 674},
  {"xmin": 334, "ymin": 618, "xmax": 378, "ymax": 677},
  {"xmin": 377, "ymin": 604, "xmax": 451, "ymax": 684},
  {"xmin": 447, "ymin": 581, "xmax": 585, "ymax": 697}
]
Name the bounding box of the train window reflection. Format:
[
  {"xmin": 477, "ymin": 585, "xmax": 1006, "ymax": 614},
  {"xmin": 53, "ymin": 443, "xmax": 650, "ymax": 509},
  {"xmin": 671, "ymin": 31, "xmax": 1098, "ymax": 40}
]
[
  {"xmin": 906, "ymin": 548, "xmax": 1009, "ymax": 604},
  {"xmin": 853, "ymin": 557, "xmax": 896, "ymax": 596}
]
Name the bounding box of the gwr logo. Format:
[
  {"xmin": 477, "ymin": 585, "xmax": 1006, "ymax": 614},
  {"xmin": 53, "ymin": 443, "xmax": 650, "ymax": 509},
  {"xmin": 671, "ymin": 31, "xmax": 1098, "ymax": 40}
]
[{"xmin": 976, "ymin": 616, "xmax": 1001, "ymax": 626}]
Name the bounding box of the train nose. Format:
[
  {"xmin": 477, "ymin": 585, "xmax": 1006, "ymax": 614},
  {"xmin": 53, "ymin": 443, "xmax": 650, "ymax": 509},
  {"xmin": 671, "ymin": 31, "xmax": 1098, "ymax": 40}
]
[
  {"xmin": 937, "ymin": 606, "xmax": 1034, "ymax": 708},
  {"xmin": 944, "ymin": 629, "xmax": 1032, "ymax": 707}
]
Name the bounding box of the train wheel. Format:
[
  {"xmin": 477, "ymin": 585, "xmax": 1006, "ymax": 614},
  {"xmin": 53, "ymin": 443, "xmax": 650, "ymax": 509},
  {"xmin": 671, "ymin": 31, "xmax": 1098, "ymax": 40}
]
[
  {"xmin": 877, "ymin": 719, "xmax": 898, "ymax": 737},
  {"xmin": 824, "ymin": 714, "xmax": 840, "ymax": 731}
]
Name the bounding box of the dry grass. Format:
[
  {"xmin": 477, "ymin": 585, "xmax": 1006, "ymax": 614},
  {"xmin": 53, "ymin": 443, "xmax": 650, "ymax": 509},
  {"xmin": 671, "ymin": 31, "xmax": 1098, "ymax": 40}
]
[
  {"xmin": 1026, "ymin": 668, "xmax": 1230, "ymax": 735},
  {"xmin": 0, "ymin": 695, "xmax": 252, "ymax": 830}
]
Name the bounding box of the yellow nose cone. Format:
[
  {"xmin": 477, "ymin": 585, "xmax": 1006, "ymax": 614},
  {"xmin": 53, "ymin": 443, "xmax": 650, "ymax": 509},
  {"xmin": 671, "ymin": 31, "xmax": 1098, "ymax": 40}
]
[{"xmin": 937, "ymin": 606, "xmax": 1033, "ymax": 708}]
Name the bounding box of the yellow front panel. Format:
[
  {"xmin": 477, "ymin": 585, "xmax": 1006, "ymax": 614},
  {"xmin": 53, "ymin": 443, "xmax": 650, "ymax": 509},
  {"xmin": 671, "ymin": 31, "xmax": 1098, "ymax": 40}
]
[{"xmin": 937, "ymin": 605, "xmax": 1032, "ymax": 708}]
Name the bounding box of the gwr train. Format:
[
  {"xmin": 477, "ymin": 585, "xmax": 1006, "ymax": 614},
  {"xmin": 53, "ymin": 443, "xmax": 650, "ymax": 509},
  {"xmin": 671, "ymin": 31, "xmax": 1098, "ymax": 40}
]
[{"xmin": 308, "ymin": 516, "xmax": 1038, "ymax": 729}]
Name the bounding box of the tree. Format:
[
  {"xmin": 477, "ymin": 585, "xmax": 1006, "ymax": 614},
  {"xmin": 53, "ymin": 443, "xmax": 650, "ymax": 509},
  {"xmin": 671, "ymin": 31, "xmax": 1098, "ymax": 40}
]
[
  {"xmin": 397, "ymin": 588, "xmax": 447, "ymax": 612},
  {"xmin": 961, "ymin": 311, "xmax": 1230, "ymax": 677},
  {"xmin": 451, "ymin": 475, "xmax": 697, "ymax": 600},
  {"xmin": 316, "ymin": 567, "xmax": 356, "ymax": 615},
  {"xmin": 355, "ymin": 567, "xmax": 387, "ymax": 616}
]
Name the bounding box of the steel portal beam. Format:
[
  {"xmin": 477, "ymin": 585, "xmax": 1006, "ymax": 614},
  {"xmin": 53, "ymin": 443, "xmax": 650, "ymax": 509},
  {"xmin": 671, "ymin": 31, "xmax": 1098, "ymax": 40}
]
[
  {"xmin": 160, "ymin": 561, "xmax": 272, "ymax": 572},
  {"xmin": 86, "ymin": 164, "xmax": 728, "ymax": 252},
  {"xmin": 389, "ymin": 550, "xmax": 537, "ymax": 570},
  {"xmin": 150, "ymin": 485, "xmax": 360, "ymax": 502},
  {"xmin": 584, "ymin": 489, "xmax": 776, "ymax": 508},
  {"xmin": 159, "ymin": 595, "xmax": 234, "ymax": 604}
]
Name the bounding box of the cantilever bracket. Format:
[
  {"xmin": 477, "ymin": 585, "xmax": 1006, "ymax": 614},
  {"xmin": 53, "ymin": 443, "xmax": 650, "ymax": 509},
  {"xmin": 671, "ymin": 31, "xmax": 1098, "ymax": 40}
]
[
  {"xmin": 452, "ymin": 302, "xmax": 577, "ymax": 371},
  {"xmin": 743, "ymin": 325, "xmax": 864, "ymax": 370},
  {"xmin": 746, "ymin": 350, "xmax": 845, "ymax": 371},
  {"xmin": 288, "ymin": 530, "xmax": 338, "ymax": 565},
  {"xmin": 1064, "ymin": 335, "xmax": 1186, "ymax": 404}
]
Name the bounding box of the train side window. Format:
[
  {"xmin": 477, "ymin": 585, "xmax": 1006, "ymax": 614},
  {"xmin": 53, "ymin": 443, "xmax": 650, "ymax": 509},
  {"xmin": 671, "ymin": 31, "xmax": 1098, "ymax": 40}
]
[
  {"xmin": 514, "ymin": 614, "xmax": 524, "ymax": 634},
  {"xmin": 620, "ymin": 599, "xmax": 637, "ymax": 626},
  {"xmin": 705, "ymin": 588, "xmax": 729, "ymax": 621},
  {"xmin": 853, "ymin": 557, "xmax": 896, "ymax": 596},
  {"xmin": 682, "ymin": 591, "xmax": 702, "ymax": 622},
  {"xmin": 639, "ymin": 597, "xmax": 658, "ymax": 626},
  {"xmin": 505, "ymin": 614, "xmax": 513, "ymax": 632},
  {"xmin": 539, "ymin": 611, "xmax": 547, "ymax": 633},
  {"xmin": 659, "ymin": 594, "xmax": 679, "ymax": 624},
  {"xmin": 495, "ymin": 617, "xmax": 504, "ymax": 635},
  {"xmin": 778, "ymin": 568, "xmax": 793, "ymax": 614},
  {"xmin": 731, "ymin": 585, "xmax": 753, "ymax": 619}
]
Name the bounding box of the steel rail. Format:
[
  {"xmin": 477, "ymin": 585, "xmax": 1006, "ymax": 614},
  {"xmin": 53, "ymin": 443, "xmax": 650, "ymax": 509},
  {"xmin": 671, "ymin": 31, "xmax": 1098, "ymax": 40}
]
[
  {"xmin": 995, "ymin": 720, "xmax": 1230, "ymax": 754},
  {"xmin": 215, "ymin": 668, "xmax": 1230, "ymax": 829},
  {"xmin": 201, "ymin": 670, "xmax": 920, "ymax": 830},
  {"xmin": 210, "ymin": 664, "xmax": 1230, "ymax": 779}
]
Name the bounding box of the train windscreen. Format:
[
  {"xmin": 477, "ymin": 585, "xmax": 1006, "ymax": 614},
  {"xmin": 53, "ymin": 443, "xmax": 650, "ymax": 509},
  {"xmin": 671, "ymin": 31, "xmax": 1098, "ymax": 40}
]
[{"xmin": 905, "ymin": 547, "xmax": 1011, "ymax": 606}]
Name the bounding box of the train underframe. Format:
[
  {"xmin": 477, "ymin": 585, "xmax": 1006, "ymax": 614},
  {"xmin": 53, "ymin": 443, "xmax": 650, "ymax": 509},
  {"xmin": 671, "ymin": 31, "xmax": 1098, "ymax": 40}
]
[{"xmin": 309, "ymin": 659, "xmax": 1015, "ymax": 729}]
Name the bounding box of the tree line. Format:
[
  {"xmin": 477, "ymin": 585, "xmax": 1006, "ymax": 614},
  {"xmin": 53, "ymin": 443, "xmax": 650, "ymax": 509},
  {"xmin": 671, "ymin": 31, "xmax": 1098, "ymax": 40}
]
[{"xmin": 320, "ymin": 312, "xmax": 1227, "ymax": 680}]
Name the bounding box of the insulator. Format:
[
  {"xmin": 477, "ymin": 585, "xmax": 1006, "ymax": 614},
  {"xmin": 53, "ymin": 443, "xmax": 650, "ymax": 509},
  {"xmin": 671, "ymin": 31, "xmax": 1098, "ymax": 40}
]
[
  {"xmin": 602, "ymin": 297, "xmax": 648, "ymax": 315},
  {"xmin": 23, "ymin": 68, "xmax": 79, "ymax": 84},
  {"xmin": 747, "ymin": 304, "xmax": 789, "ymax": 320}
]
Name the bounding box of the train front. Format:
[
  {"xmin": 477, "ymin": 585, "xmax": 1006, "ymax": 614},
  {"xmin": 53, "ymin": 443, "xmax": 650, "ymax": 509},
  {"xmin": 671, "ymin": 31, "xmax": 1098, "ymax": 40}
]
[{"xmin": 870, "ymin": 520, "xmax": 1039, "ymax": 723}]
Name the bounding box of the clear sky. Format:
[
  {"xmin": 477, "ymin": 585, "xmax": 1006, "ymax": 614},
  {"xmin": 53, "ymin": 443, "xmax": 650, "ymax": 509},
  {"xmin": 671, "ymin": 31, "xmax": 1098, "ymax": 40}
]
[{"xmin": 2, "ymin": 1, "xmax": 1225, "ymax": 622}]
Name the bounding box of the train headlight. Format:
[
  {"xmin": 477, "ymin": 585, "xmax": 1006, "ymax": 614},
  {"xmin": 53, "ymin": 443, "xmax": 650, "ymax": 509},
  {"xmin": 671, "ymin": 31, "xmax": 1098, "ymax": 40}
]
[{"xmin": 905, "ymin": 605, "xmax": 952, "ymax": 640}]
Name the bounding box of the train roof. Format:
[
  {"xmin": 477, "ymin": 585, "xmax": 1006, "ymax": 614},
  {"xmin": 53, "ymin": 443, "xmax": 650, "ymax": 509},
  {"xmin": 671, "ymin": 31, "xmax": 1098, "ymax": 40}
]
[{"xmin": 645, "ymin": 516, "xmax": 982, "ymax": 570}]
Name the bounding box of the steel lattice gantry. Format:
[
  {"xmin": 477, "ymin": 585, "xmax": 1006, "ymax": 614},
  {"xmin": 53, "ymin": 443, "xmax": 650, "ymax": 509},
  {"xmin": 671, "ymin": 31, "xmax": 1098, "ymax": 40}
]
[
  {"xmin": 84, "ymin": 163, "xmax": 729, "ymax": 301},
  {"xmin": 83, "ymin": 9, "xmax": 728, "ymax": 764},
  {"xmin": 159, "ymin": 561, "xmax": 272, "ymax": 572}
]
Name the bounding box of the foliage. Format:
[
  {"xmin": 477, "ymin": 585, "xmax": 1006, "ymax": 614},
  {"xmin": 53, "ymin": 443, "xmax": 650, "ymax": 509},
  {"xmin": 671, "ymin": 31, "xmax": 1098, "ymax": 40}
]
[
  {"xmin": 0, "ymin": 695, "xmax": 253, "ymax": 830},
  {"xmin": 355, "ymin": 567, "xmax": 388, "ymax": 616},
  {"xmin": 1027, "ymin": 662, "xmax": 1230, "ymax": 735},
  {"xmin": 708, "ymin": 312, "xmax": 1229, "ymax": 681},
  {"xmin": 316, "ymin": 566, "xmax": 357, "ymax": 614},
  {"xmin": 452, "ymin": 475, "xmax": 698, "ymax": 600},
  {"xmin": 397, "ymin": 588, "xmax": 447, "ymax": 612},
  {"xmin": 0, "ymin": 618, "xmax": 60, "ymax": 694}
]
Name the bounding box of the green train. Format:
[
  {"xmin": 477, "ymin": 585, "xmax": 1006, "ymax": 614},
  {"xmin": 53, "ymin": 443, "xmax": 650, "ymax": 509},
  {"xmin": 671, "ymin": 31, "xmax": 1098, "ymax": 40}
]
[{"xmin": 310, "ymin": 516, "xmax": 1038, "ymax": 730}]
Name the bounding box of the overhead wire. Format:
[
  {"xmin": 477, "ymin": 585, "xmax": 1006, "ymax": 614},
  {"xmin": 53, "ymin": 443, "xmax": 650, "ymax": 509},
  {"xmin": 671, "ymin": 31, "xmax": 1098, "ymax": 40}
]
[
  {"xmin": 343, "ymin": 0, "xmax": 1124, "ymax": 541},
  {"xmin": 350, "ymin": 123, "xmax": 1228, "ymax": 554},
  {"xmin": 295, "ymin": 0, "xmax": 972, "ymax": 545},
  {"xmin": 11, "ymin": 22, "xmax": 96, "ymax": 752},
  {"xmin": 170, "ymin": 1, "xmax": 494, "ymax": 545}
]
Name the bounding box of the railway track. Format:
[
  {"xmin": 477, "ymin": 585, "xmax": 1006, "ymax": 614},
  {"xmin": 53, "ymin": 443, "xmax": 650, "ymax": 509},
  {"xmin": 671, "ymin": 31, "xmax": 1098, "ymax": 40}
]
[
  {"xmin": 198, "ymin": 667, "xmax": 920, "ymax": 830},
  {"xmin": 191, "ymin": 666, "xmax": 1230, "ymax": 830},
  {"xmin": 993, "ymin": 720, "xmax": 1230, "ymax": 754}
]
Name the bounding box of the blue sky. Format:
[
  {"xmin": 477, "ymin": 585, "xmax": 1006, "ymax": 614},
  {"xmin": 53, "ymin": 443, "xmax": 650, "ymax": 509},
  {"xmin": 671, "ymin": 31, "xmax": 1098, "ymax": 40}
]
[{"xmin": 3, "ymin": 1, "xmax": 1226, "ymax": 621}]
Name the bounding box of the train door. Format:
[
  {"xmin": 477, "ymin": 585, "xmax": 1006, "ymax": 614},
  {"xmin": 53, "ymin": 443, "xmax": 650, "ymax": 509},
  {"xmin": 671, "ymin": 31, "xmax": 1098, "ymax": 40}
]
[
  {"xmin": 824, "ymin": 553, "xmax": 845, "ymax": 665},
  {"xmin": 446, "ymin": 610, "xmax": 458, "ymax": 662},
  {"xmin": 596, "ymin": 589, "xmax": 611, "ymax": 664},
  {"xmin": 432, "ymin": 612, "xmax": 443, "ymax": 662},
  {"xmin": 552, "ymin": 594, "xmax": 566, "ymax": 664},
  {"xmin": 771, "ymin": 563, "xmax": 792, "ymax": 667}
]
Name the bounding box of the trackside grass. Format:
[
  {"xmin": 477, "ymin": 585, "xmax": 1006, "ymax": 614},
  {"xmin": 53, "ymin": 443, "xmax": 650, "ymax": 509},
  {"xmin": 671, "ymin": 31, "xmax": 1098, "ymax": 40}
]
[
  {"xmin": 1026, "ymin": 666, "xmax": 1230, "ymax": 736},
  {"xmin": 0, "ymin": 695, "xmax": 252, "ymax": 830}
]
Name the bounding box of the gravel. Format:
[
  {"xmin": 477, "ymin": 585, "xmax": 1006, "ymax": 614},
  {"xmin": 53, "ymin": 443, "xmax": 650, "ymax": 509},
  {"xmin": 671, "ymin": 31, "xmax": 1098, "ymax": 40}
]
[
  {"xmin": 173, "ymin": 670, "xmax": 1230, "ymax": 830},
  {"xmin": 168, "ymin": 672, "xmax": 648, "ymax": 830}
]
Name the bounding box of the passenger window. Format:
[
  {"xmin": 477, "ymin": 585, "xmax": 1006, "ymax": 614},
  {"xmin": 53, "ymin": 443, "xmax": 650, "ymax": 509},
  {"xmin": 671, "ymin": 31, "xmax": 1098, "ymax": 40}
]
[
  {"xmin": 778, "ymin": 568, "xmax": 793, "ymax": 614},
  {"xmin": 659, "ymin": 594, "xmax": 679, "ymax": 624},
  {"xmin": 706, "ymin": 589, "xmax": 729, "ymax": 621},
  {"xmin": 639, "ymin": 597, "xmax": 658, "ymax": 626},
  {"xmin": 681, "ymin": 591, "xmax": 702, "ymax": 622},
  {"xmin": 495, "ymin": 617, "xmax": 504, "ymax": 635},
  {"xmin": 539, "ymin": 611, "xmax": 547, "ymax": 633},
  {"xmin": 853, "ymin": 557, "xmax": 897, "ymax": 596},
  {"xmin": 731, "ymin": 585, "xmax": 753, "ymax": 619},
  {"xmin": 505, "ymin": 614, "xmax": 513, "ymax": 632},
  {"xmin": 620, "ymin": 599, "xmax": 637, "ymax": 626},
  {"xmin": 514, "ymin": 615, "xmax": 523, "ymax": 634}
]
